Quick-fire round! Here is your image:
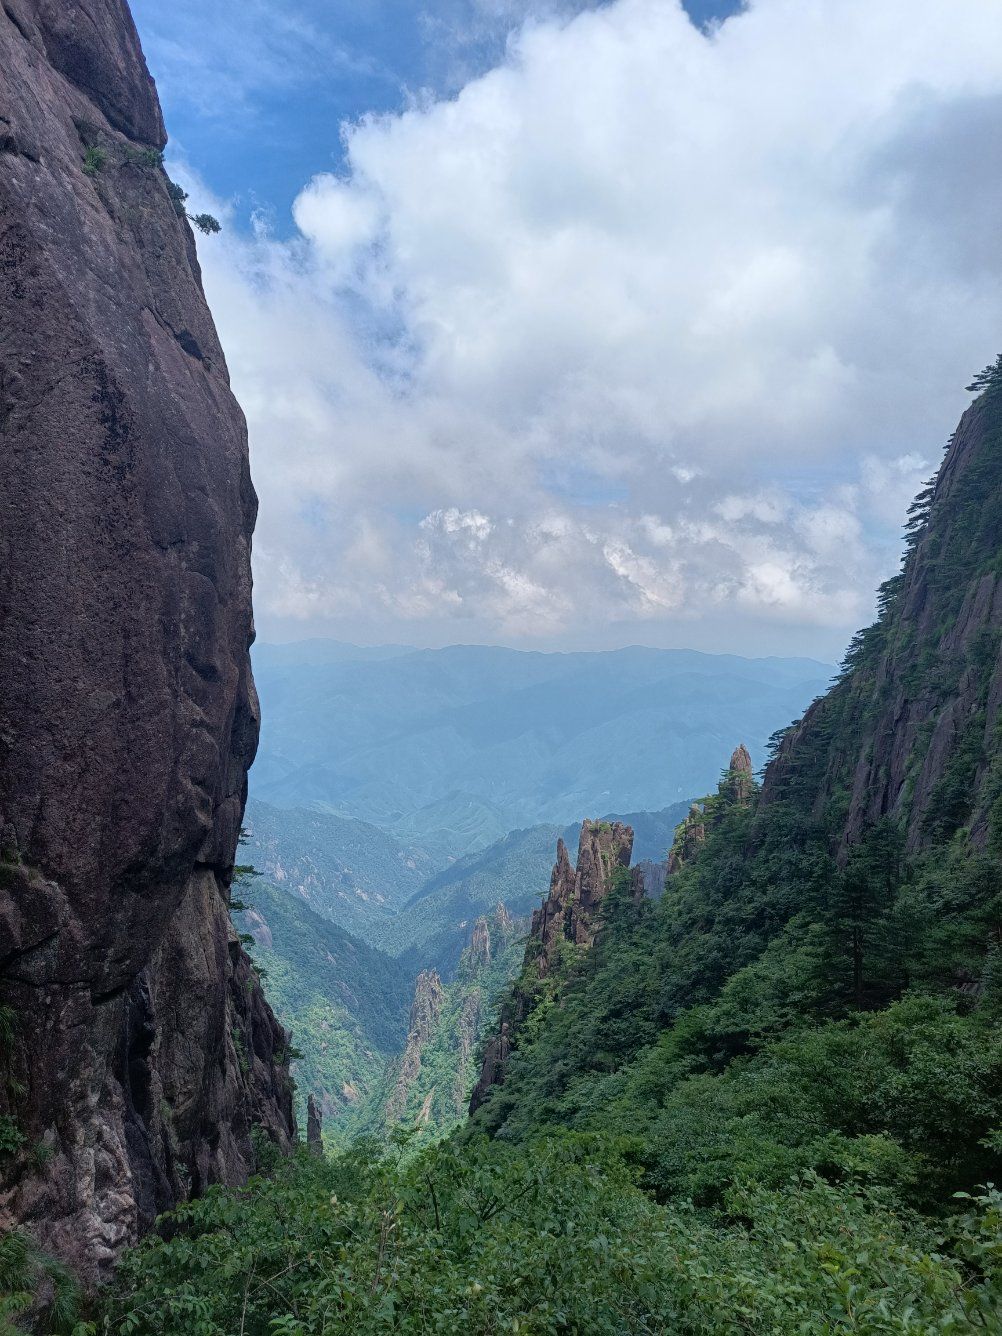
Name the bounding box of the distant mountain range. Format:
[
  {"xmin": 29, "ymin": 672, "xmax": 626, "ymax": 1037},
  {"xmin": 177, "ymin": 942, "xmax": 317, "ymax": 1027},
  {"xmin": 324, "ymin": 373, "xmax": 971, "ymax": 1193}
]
[{"xmin": 250, "ymin": 641, "xmax": 834, "ymax": 858}]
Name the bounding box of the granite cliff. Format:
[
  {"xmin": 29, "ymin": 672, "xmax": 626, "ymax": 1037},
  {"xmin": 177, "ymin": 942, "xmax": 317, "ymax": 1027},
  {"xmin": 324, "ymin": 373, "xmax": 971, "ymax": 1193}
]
[
  {"xmin": 0, "ymin": 0, "xmax": 293, "ymax": 1280},
  {"xmin": 763, "ymin": 387, "xmax": 1002, "ymax": 859},
  {"xmin": 469, "ymin": 821, "xmax": 638, "ymax": 1113}
]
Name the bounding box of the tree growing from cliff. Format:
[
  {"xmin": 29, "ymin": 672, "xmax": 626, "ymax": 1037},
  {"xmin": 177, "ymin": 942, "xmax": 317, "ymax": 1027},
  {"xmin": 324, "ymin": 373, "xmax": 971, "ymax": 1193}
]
[{"xmin": 165, "ymin": 179, "xmax": 221, "ymax": 235}]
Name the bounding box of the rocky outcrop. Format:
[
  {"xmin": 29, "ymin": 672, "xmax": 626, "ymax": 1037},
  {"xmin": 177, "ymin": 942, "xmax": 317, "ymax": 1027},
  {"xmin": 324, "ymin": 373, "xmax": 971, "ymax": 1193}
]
[
  {"xmin": 467, "ymin": 916, "xmax": 493, "ymax": 969},
  {"xmin": 0, "ymin": 0, "xmax": 293, "ymax": 1282},
  {"xmin": 667, "ymin": 804, "xmax": 707, "ymax": 874},
  {"xmin": 306, "ymin": 1095, "xmax": 323, "ymax": 1157},
  {"xmin": 469, "ymin": 822, "xmax": 634, "ymax": 1113},
  {"xmin": 468, "ymin": 1022, "xmax": 511, "ymax": 1115},
  {"xmin": 762, "ymin": 384, "xmax": 1002, "ymax": 859},
  {"xmin": 667, "ymin": 745, "xmax": 757, "ymax": 875},
  {"xmin": 385, "ymin": 970, "xmax": 445, "ymax": 1123},
  {"xmin": 726, "ymin": 743, "xmax": 755, "ymax": 804},
  {"xmin": 530, "ymin": 820, "xmax": 634, "ymax": 974},
  {"xmin": 453, "ymin": 990, "xmax": 484, "ymax": 1117}
]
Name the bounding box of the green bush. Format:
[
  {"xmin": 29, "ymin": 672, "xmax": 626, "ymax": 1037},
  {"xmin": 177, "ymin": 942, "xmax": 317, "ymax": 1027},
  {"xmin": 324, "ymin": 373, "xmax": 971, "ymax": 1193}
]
[
  {"xmin": 91, "ymin": 1138, "xmax": 1002, "ymax": 1335},
  {"xmin": 82, "ymin": 147, "xmax": 107, "ymax": 177}
]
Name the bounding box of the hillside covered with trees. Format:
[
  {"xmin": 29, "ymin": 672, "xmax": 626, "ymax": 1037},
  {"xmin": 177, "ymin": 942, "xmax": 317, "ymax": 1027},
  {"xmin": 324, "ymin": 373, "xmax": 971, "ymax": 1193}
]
[{"xmin": 54, "ymin": 368, "xmax": 1002, "ymax": 1332}]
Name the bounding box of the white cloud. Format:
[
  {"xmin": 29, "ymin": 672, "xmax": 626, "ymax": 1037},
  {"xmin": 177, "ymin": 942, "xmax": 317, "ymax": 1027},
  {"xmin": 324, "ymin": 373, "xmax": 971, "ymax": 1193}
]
[{"xmin": 186, "ymin": 0, "xmax": 1002, "ymax": 655}]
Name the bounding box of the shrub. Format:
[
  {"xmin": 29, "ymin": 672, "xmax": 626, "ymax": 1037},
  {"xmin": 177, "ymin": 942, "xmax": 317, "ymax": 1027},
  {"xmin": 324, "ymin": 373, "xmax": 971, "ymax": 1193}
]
[{"xmin": 82, "ymin": 146, "xmax": 107, "ymax": 177}]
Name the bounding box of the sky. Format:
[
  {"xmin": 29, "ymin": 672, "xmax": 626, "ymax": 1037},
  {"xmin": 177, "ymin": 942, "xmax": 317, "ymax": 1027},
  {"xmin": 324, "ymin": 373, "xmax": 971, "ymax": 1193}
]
[{"xmin": 131, "ymin": 0, "xmax": 1002, "ymax": 660}]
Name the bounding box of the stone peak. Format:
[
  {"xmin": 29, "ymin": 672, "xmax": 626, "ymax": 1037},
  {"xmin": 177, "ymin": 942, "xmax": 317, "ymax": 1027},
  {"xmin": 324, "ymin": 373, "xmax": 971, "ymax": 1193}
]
[{"xmin": 730, "ymin": 742, "xmax": 753, "ymax": 773}]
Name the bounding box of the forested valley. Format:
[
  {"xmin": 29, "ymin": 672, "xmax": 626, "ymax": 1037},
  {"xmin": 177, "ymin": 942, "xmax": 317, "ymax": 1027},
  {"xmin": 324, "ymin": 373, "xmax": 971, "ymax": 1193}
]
[{"xmin": 39, "ymin": 364, "xmax": 1002, "ymax": 1333}]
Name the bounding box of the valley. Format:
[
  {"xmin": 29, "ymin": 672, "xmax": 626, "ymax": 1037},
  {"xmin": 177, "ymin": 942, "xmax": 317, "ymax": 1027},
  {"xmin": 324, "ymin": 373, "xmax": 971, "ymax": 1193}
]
[
  {"xmin": 4, "ymin": 2, "xmax": 1002, "ymax": 1330},
  {"xmin": 234, "ymin": 644, "xmax": 830, "ymax": 1142}
]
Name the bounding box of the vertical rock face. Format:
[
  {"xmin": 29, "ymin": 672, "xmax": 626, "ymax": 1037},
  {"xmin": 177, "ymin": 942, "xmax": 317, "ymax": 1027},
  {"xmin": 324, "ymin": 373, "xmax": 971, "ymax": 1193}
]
[
  {"xmin": 467, "ymin": 916, "xmax": 492, "ymax": 969},
  {"xmin": 667, "ymin": 804, "xmax": 707, "ymax": 875},
  {"xmin": 727, "ymin": 743, "xmax": 754, "ymax": 804},
  {"xmin": 762, "ymin": 390, "xmax": 1002, "ymax": 857},
  {"xmin": 0, "ymin": 0, "xmax": 293, "ymax": 1281},
  {"xmin": 306, "ymin": 1095, "xmax": 323, "ymax": 1157},
  {"xmin": 468, "ymin": 1022, "xmax": 511, "ymax": 1115},
  {"xmin": 470, "ymin": 821, "xmax": 634, "ymax": 1113},
  {"xmin": 453, "ymin": 990, "xmax": 484, "ymax": 1117}
]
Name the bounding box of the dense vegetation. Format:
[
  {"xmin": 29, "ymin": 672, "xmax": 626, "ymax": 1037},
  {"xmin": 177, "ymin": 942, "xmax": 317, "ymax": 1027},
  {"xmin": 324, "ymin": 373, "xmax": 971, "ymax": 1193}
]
[
  {"xmin": 81, "ymin": 1141, "xmax": 1002, "ymax": 1334},
  {"xmin": 9, "ymin": 372, "xmax": 1002, "ymax": 1332},
  {"xmin": 233, "ymin": 880, "xmax": 412, "ymax": 1135}
]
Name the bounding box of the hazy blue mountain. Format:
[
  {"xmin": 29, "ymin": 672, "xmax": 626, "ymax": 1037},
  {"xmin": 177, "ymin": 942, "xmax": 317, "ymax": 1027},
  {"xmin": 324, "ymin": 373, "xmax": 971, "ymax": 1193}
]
[
  {"xmin": 250, "ymin": 642, "xmax": 833, "ymax": 857},
  {"xmin": 241, "ymin": 799, "xmax": 438, "ymax": 942}
]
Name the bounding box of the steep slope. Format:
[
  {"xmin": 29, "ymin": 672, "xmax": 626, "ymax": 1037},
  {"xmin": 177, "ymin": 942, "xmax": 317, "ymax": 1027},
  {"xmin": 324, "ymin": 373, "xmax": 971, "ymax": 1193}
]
[
  {"xmin": 234, "ymin": 883, "xmax": 411, "ymax": 1137},
  {"xmin": 241, "ymin": 798, "xmax": 437, "ymax": 943},
  {"xmin": 470, "ymin": 821, "xmax": 639, "ymax": 1112},
  {"xmin": 0, "ymin": 0, "xmax": 291, "ymax": 1280},
  {"xmin": 468, "ymin": 372, "xmax": 1002, "ymax": 1206},
  {"xmin": 378, "ymin": 906, "xmax": 524, "ymax": 1139}
]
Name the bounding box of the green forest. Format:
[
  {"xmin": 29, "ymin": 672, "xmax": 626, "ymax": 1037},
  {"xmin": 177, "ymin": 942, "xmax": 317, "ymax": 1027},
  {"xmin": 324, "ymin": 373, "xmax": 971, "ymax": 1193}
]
[{"xmin": 9, "ymin": 367, "xmax": 1002, "ymax": 1333}]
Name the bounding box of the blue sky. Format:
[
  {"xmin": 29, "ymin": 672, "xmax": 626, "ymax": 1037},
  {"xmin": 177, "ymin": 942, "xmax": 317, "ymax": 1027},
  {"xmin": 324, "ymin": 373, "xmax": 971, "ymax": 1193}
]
[
  {"xmin": 133, "ymin": 0, "xmax": 740, "ymax": 230},
  {"xmin": 127, "ymin": 1, "xmax": 1002, "ymax": 658}
]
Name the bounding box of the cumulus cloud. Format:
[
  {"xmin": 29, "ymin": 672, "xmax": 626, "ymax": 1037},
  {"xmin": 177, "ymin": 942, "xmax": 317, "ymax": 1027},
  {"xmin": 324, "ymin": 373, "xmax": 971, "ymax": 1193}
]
[{"xmin": 186, "ymin": 0, "xmax": 1002, "ymax": 655}]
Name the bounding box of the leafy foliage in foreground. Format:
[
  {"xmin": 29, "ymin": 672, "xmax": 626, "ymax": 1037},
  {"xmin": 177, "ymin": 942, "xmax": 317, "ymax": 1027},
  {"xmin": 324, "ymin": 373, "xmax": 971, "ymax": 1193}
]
[
  {"xmin": 88, "ymin": 1139, "xmax": 1001, "ymax": 1335},
  {"xmin": 0, "ymin": 1230, "xmax": 81, "ymax": 1336}
]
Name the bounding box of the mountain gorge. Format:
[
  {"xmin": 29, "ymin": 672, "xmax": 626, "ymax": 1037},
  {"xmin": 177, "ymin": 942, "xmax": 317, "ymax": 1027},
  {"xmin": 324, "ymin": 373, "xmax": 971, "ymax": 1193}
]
[
  {"xmin": 94, "ymin": 370, "xmax": 1002, "ymax": 1332},
  {"xmin": 4, "ymin": 0, "xmax": 1002, "ymax": 1330}
]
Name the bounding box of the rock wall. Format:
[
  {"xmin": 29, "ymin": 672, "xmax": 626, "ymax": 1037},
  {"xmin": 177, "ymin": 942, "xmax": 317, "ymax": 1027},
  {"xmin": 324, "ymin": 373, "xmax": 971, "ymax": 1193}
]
[
  {"xmin": 0, "ymin": 0, "xmax": 293, "ymax": 1281},
  {"xmin": 530, "ymin": 820, "xmax": 635, "ymax": 972},
  {"xmin": 763, "ymin": 391, "xmax": 1002, "ymax": 857}
]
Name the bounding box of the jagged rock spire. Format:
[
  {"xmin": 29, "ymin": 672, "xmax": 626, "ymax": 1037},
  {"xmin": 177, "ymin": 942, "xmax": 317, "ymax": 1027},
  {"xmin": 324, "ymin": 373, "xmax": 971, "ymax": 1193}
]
[
  {"xmin": 470, "ymin": 820, "xmax": 634, "ymax": 1114},
  {"xmin": 385, "ymin": 970, "xmax": 445, "ymax": 1123},
  {"xmin": 728, "ymin": 742, "xmax": 754, "ymax": 803},
  {"xmin": 468, "ymin": 916, "xmax": 492, "ymax": 968},
  {"xmin": 529, "ymin": 821, "xmax": 634, "ymax": 973},
  {"xmin": 730, "ymin": 742, "xmax": 752, "ymax": 774},
  {"xmin": 306, "ymin": 1094, "xmax": 323, "ymax": 1157}
]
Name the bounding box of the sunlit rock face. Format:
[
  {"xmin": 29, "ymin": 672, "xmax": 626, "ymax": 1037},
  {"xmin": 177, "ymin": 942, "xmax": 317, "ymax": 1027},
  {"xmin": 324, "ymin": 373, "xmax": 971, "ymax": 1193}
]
[
  {"xmin": 470, "ymin": 820, "xmax": 634, "ymax": 1113},
  {"xmin": 0, "ymin": 0, "xmax": 292, "ymax": 1280}
]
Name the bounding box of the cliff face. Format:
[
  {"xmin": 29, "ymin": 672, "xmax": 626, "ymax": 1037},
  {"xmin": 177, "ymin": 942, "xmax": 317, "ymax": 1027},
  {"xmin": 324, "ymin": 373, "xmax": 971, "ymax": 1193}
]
[
  {"xmin": 0, "ymin": 0, "xmax": 293, "ymax": 1280},
  {"xmin": 380, "ymin": 906, "xmax": 522, "ymax": 1133},
  {"xmin": 385, "ymin": 970, "xmax": 445, "ymax": 1124},
  {"xmin": 763, "ymin": 388, "xmax": 1002, "ymax": 858}
]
